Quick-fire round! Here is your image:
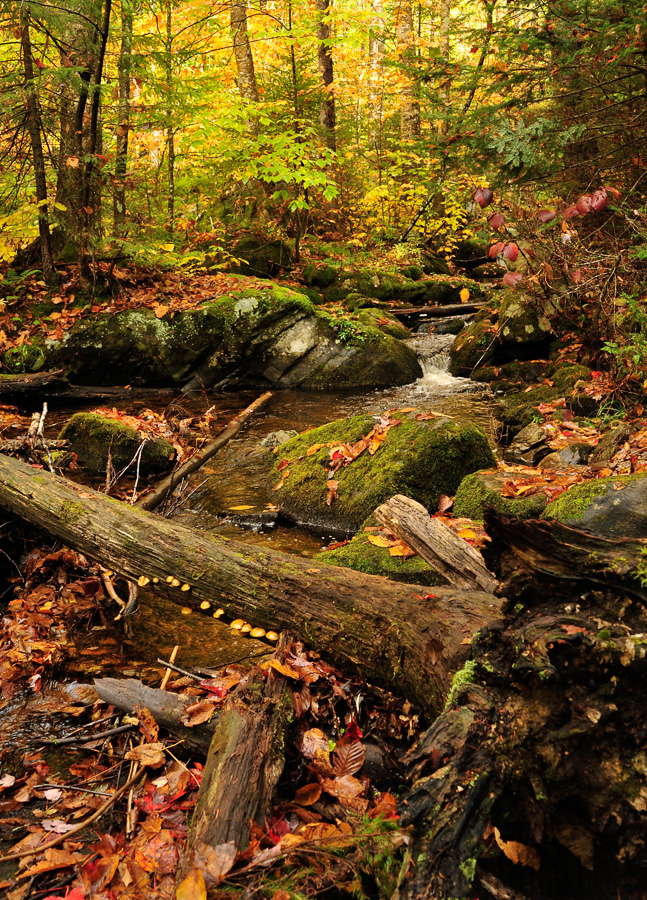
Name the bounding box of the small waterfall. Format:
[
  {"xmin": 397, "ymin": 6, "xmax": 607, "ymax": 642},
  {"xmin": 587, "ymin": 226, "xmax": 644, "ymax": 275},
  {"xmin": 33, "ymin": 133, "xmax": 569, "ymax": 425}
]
[{"xmin": 405, "ymin": 332, "xmax": 476, "ymax": 394}]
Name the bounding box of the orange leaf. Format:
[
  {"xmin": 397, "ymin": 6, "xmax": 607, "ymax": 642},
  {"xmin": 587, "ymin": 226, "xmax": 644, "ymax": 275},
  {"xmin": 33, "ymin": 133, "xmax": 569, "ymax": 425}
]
[
  {"xmin": 494, "ymin": 827, "xmax": 540, "ymax": 870},
  {"xmin": 294, "ymin": 782, "xmax": 323, "ymax": 806},
  {"xmin": 155, "ymin": 305, "xmax": 169, "ymax": 319},
  {"xmin": 176, "ymin": 867, "xmax": 207, "ymax": 900},
  {"xmin": 266, "ymin": 659, "xmax": 301, "ymax": 680}
]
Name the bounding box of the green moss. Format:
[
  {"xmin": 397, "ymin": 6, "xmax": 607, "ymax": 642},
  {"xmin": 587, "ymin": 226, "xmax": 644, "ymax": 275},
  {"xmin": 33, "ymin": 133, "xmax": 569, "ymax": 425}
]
[
  {"xmin": 273, "ymin": 410, "xmax": 495, "ymax": 530},
  {"xmin": 59, "ymin": 412, "xmax": 175, "ymax": 474},
  {"xmin": 549, "ymin": 363, "xmax": 592, "ymax": 393},
  {"xmin": 543, "ymin": 475, "xmax": 643, "ymax": 523},
  {"xmin": 445, "ymin": 659, "xmax": 478, "ymax": 708},
  {"xmin": 317, "ymin": 517, "xmax": 445, "ymax": 586},
  {"xmin": 61, "ymin": 500, "xmax": 84, "ymax": 526},
  {"xmin": 453, "ymin": 470, "xmax": 547, "ymax": 523}
]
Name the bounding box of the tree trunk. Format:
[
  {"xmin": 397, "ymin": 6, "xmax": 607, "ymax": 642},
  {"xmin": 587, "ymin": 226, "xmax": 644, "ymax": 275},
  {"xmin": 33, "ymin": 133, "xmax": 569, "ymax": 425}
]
[
  {"xmin": 0, "ymin": 454, "xmax": 501, "ymax": 714},
  {"xmin": 165, "ymin": 0, "xmax": 175, "ymax": 233},
  {"xmin": 438, "ymin": 0, "xmax": 451, "ymax": 132},
  {"xmin": 20, "ymin": 8, "xmax": 55, "ymax": 285},
  {"xmin": 315, "ymin": 0, "xmax": 336, "ymax": 150},
  {"xmin": 230, "ymin": 0, "xmax": 259, "ymax": 134},
  {"xmin": 395, "ymin": 0, "xmax": 420, "ymax": 140},
  {"xmin": 113, "ymin": 0, "xmax": 134, "ymax": 238}
]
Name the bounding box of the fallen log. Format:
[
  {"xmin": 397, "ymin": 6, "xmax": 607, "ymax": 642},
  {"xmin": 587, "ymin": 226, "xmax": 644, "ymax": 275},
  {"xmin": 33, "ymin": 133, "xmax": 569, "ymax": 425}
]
[
  {"xmin": 390, "ymin": 302, "xmax": 486, "ymax": 319},
  {"xmin": 177, "ymin": 638, "xmax": 293, "ymax": 885},
  {"xmin": 0, "ymin": 453, "xmax": 501, "ymax": 713},
  {"xmin": 374, "ymin": 494, "xmax": 497, "ymax": 593},
  {"xmin": 137, "ymin": 391, "xmax": 272, "ymax": 512},
  {"xmin": 0, "ymin": 370, "xmax": 175, "ymax": 408},
  {"xmin": 94, "ymin": 677, "xmax": 215, "ymax": 754}
]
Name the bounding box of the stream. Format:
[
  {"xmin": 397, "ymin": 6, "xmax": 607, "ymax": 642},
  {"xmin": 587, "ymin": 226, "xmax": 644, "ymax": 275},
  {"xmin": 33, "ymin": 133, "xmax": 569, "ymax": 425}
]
[{"xmin": 2, "ymin": 327, "xmax": 498, "ymax": 753}]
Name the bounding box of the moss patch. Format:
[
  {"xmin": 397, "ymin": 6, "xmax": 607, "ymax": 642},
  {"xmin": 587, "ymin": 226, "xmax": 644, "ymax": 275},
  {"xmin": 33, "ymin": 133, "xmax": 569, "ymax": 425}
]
[
  {"xmin": 59, "ymin": 413, "xmax": 176, "ymax": 475},
  {"xmin": 272, "ymin": 410, "xmax": 496, "ymax": 531},
  {"xmin": 316, "ymin": 516, "xmax": 445, "ymax": 586},
  {"xmin": 453, "ymin": 470, "xmax": 548, "ymax": 523},
  {"xmin": 543, "ymin": 474, "xmax": 644, "ymax": 524}
]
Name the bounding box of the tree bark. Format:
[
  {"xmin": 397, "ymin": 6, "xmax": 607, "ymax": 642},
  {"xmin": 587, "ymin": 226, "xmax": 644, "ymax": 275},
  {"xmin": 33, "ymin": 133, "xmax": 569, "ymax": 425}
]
[
  {"xmin": 230, "ymin": 0, "xmax": 259, "ymax": 134},
  {"xmin": 395, "ymin": 0, "xmax": 420, "ymax": 140},
  {"xmin": 438, "ymin": 0, "xmax": 451, "ymax": 132},
  {"xmin": 315, "ymin": 0, "xmax": 336, "ymax": 150},
  {"xmin": 20, "ymin": 7, "xmax": 55, "ymax": 285},
  {"xmin": 165, "ymin": 0, "xmax": 175, "ymax": 233},
  {"xmin": 113, "ymin": 0, "xmax": 134, "ymax": 238},
  {"xmin": 374, "ymin": 495, "xmax": 497, "ymax": 593},
  {"xmin": 0, "ymin": 453, "xmax": 501, "ymax": 713}
]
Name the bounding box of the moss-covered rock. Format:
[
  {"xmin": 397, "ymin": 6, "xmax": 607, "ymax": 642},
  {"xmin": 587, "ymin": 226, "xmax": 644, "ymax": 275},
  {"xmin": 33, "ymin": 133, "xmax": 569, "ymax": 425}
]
[
  {"xmin": 46, "ymin": 282, "xmax": 421, "ymax": 391},
  {"xmin": 272, "ymin": 410, "xmax": 496, "ymax": 531},
  {"xmin": 453, "ymin": 470, "xmax": 548, "ymax": 523},
  {"xmin": 356, "ymin": 308, "xmax": 410, "ymax": 339},
  {"xmin": 319, "ymin": 267, "xmax": 485, "ymax": 307},
  {"xmin": 316, "ymin": 515, "xmax": 445, "ymax": 586},
  {"xmin": 3, "ymin": 339, "xmax": 46, "ymax": 374},
  {"xmin": 231, "ymin": 235, "xmax": 293, "ymax": 277},
  {"xmin": 543, "ymin": 474, "xmax": 647, "ymax": 537},
  {"xmin": 449, "ymin": 309, "xmax": 498, "ymax": 377},
  {"xmin": 422, "ymin": 254, "xmax": 451, "ymax": 276},
  {"xmin": 302, "ymin": 262, "xmax": 339, "ymax": 288},
  {"xmin": 498, "ymin": 291, "xmax": 553, "ymax": 347},
  {"xmin": 549, "ymin": 363, "xmax": 592, "ymax": 394},
  {"xmin": 401, "ymin": 264, "xmax": 424, "ymax": 281},
  {"xmin": 59, "ymin": 413, "xmax": 176, "ymax": 475}
]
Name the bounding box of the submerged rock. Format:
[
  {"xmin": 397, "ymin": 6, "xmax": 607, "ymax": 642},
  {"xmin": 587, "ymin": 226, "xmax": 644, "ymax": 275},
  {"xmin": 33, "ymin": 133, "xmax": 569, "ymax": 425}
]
[
  {"xmin": 271, "ymin": 410, "xmax": 495, "ymax": 531},
  {"xmin": 46, "ymin": 282, "xmax": 421, "ymax": 392},
  {"xmin": 543, "ymin": 474, "xmax": 647, "ymax": 538},
  {"xmin": 316, "ymin": 515, "xmax": 445, "ymax": 586},
  {"xmin": 59, "ymin": 413, "xmax": 175, "ymax": 475}
]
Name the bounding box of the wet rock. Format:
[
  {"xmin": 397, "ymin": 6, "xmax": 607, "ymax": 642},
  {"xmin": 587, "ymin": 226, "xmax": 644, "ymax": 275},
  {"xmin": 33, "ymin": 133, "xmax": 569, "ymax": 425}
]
[
  {"xmin": 544, "ymin": 474, "xmax": 647, "ymax": 538},
  {"xmin": 260, "ymin": 430, "xmax": 299, "ymax": 449},
  {"xmin": 59, "ymin": 412, "xmax": 176, "ymax": 475},
  {"xmin": 498, "ymin": 291, "xmax": 553, "ymax": 348},
  {"xmin": 316, "ymin": 515, "xmax": 444, "ymax": 586},
  {"xmin": 589, "ymin": 424, "xmax": 630, "ymax": 467},
  {"xmin": 46, "ymin": 283, "xmax": 421, "ymax": 392},
  {"xmin": 431, "ymin": 317, "xmax": 468, "ymax": 336},
  {"xmin": 272, "ymin": 410, "xmax": 495, "ymax": 531},
  {"xmin": 449, "ymin": 309, "xmax": 497, "ymax": 376},
  {"xmin": 539, "ymin": 443, "xmax": 594, "ymax": 470},
  {"xmin": 453, "ymin": 469, "xmax": 548, "ymax": 523},
  {"xmin": 505, "ymin": 422, "xmax": 550, "ymax": 465}
]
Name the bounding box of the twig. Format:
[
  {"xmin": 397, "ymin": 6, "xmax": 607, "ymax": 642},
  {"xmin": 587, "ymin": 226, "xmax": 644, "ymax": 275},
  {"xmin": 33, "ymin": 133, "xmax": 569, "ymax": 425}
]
[
  {"xmin": 156, "ymin": 658, "xmax": 202, "ymax": 681},
  {"xmin": 160, "ymin": 645, "xmax": 180, "ymax": 691},
  {"xmin": 33, "ymin": 783, "xmax": 111, "ymax": 797},
  {"xmin": 37, "ymin": 723, "xmax": 134, "ymax": 746},
  {"xmin": 0, "ymin": 769, "xmax": 142, "ymax": 863}
]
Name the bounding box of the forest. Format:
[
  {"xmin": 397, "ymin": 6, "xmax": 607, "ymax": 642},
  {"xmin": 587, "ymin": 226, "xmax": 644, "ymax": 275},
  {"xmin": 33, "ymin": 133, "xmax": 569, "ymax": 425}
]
[{"xmin": 0, "ymin": 0, "xmax": 647, "ymax": 899}]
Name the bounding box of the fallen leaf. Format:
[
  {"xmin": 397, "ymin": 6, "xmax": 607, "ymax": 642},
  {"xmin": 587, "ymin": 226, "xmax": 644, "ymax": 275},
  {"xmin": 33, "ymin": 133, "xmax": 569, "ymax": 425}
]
[
  {"xmin": 180, "ymin": 700, "xmax": 216, "ymax": 727},
  {"xmin": 494, "ymin": 827, "xmax": 540, "ymax": 870},
  {"xmin": 228, "ymin": 505, "xmax": 256, "ymax": 511},
  {"xmin": 125, "ymin": 742, "xmax": 166, "ymax": 768},
  {"xmin": 333, "ymin": 735, "xmax": 366, "ymax": 776},
  {"xmin": 367, "ymin": 533, "xmax": 395, "ymax": 548},
  {"xmin": 301, "ymin": 728, "xmax": 330, "ymax": 760},
  {"xmin": 176, "ymin": 867, "xmax": 206, "ymax": 900},
  {"xmin": 294, "ymin": 783, "xmax": 323, "ymax": 806},
  {"xmin": 460, "ymin": 288, "xmax": 470, "ymax": 302},
  {"xmin": 154, "ymin": 305, "xmax": 169, "ymax": 319},
  {"xmin": 192, "ymin": 841, "xmax": 236, "ymax": 887},
  {"xmin": 266, "ymin": 659, "xmax": 301, "ymax": 680}
]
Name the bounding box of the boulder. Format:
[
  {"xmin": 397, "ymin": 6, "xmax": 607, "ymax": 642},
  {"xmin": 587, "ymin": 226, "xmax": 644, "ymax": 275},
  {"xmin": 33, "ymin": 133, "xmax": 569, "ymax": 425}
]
[
  {"xmin": 504, "ymin": 422, "xmax": 551, "ymax": 466},
  {"xmin": 453, "ymin": 469, "xmax": 548, "ymax": 523},
  {"xmin": 271, "ymin": 410, "xmax": 496, "ymax": 531},
  {"xmin": 316, "ymin": 515, "xmax": 444, "ymax": 586},
  {"xmin": 231, "ymin": 236, "xmax": 293, "ymax": 277},
  {"xmin": 46, "ymin": 283, "xmax": 422, "ymax": 392},
  {"xmin": 260, "ymin": 430, "xmax": 299, "ymax": 449},
  {"xmin": 59, "ymin": 413, "xmax": 176, "ymax": 475},
  {"xmin": 449, "ymin": 309, "xmax": 497, "ymax": 377},
  {"xmin": 543, "ymin": 474, "xmax": 647, "ymax": 538},
  {"xmin": 498, "ymin": 291, "xmax": 553, "ymax": 349},
  {"xmin": 539, "ymin": 443, "xmax": 594, "ymax": 470},
  {"xmin": 589, "ymin": 424, "xmax": 630, "ymax": 467}
]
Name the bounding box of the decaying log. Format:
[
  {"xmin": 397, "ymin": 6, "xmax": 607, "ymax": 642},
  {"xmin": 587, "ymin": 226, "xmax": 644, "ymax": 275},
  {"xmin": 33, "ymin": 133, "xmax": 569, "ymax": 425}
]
[
  {"xmin": 137, "ymin": 391, "xmax": 272, "ymax": 512},
  {"xmin": 390, "ymin": 302, "xmax": 486, "ymax": 319},
  {"xmin": 178, "ymin": 639, "xmax": 293, "ymax": 883},
  {"xmin": 0, "ymin": 370, "xmax": 175, "ymax": 408},
  {"xmin": 394, "ymin": 514, "xmax": 647, "ymax": 900},
  {"xmin": 375, "ymin": 494, "xmax": 497, "ymax": 592},
  {"xmin": 0, "ymin": 453, "xmax": 501, "ymax": 712},
  {"xmin": 94, "ymin": 677, "xmax": 215, "ymax": 754}
]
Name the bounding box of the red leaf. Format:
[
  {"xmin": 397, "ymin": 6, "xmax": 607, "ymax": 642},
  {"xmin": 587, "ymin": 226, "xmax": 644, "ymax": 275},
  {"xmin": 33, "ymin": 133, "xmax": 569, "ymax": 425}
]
[
  {"xmin": 502, "ymin": 242, "xmax": 519, "ymax": 262},
  {"xmin": 488, "ymin": 241, "xmax": 505, "ymax": 259},
  {"xmin": 537, "ymin": 209, "xmax": 556, "ymax": 223},
  {"xmin": 591, "ymin": 189, "xmax": 608, "ymax": 212},
  {"xmin": 473, "ymin": 188, "xmax": 494, "ymax": 209},
  {"xmin": 562, "ymin": 205, "xmax": 580, "ymax": 219},
  {"xmin": 575, "ymin": 195, "xmax": 593, "ymax": 215},
  {"xmin": 488, "ymin": 212, "xmax": 506, "ymax": 230},
  {"xmin": 605, "ymin": 185, "xmax": 622, "ymax": 200},
  {"xmin": 503, "ymin": 271, "xmax": 523, "ymax": 287}
]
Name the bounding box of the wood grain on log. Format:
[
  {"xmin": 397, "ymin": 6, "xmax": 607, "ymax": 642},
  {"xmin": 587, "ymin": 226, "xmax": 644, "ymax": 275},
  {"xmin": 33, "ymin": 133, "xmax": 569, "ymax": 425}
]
[
  {"xmin": 0, "ymin": 453, "xmax": 502, "ymax": 712},
  {"xmin": 375, "ymin": 495, "xmax": 497, "ymax": 593}
]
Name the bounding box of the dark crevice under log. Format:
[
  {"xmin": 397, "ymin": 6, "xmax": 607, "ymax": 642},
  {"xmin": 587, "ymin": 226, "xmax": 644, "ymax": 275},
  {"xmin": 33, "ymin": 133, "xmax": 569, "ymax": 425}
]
[{"xmin": 0, "ymin": 454, "xmax": 502, "ymax": 713}]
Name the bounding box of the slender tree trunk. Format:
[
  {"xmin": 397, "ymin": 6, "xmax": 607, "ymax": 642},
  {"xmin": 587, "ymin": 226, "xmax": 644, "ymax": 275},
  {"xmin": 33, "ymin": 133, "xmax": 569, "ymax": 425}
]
[
  {"xmin": 20, "ymin": 6, "xmax": 55, "ymax": 285},
  {"xmin": 368, "ymin": 0, "xmax": 385, "ymax": 154},
  {"xmin": 230, "ymin": 0, "xmax": 259, "ymax": 134},
  {"xmin": 438, "ymin": 0, "xmax": 451, "ymax": 132},
  {"xmin": 315, "ymin": 0, "xmax": 336, "ymax": 150},
  {"xmin": 395, "ymin": 0, "xmax": 420, "ymax": 140},
  {"xmin": 165, "ymin": 0, "xmax": 175, "ymax": 233},
  {"xmin": 113, "ymin": 0, "xmax": 133, "ymax": 238}
]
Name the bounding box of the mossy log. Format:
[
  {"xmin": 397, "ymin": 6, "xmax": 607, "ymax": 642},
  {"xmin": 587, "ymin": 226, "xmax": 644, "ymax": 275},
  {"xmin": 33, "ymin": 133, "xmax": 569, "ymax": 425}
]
[{"xmin": 0, "ymin": 453, "xmax": 501, "ymax": 713}]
